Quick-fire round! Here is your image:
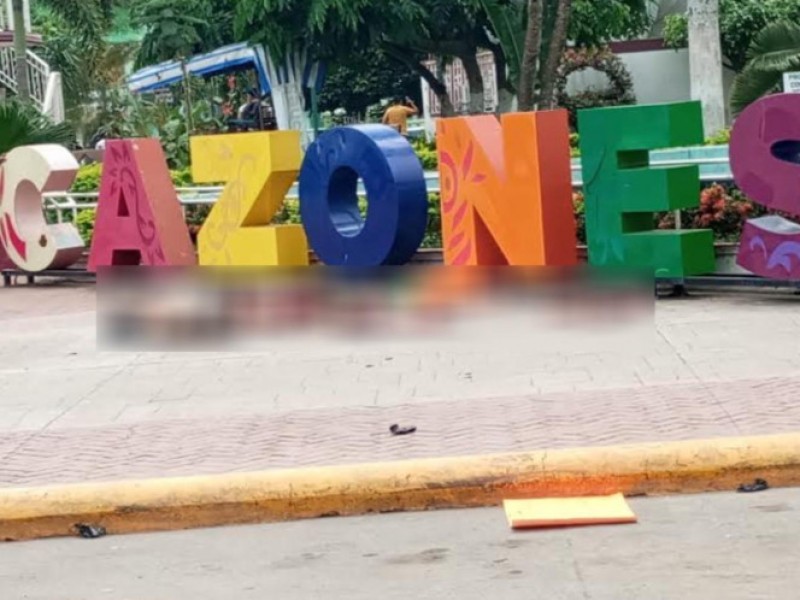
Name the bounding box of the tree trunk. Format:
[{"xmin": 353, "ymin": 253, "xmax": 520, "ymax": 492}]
[
  {"xmin": 382, "ymin": 42, "xmax": 456, "ymax": 117},
  {"xmin": 688, "ymin": 0, "xmax": 726, "ymax": 134},
  {"xmin": 460, "ymin": 53, "xmax": 485, "ymax": 114},
  {"xmin": 538, "ymin": 0, "xmax": 572, "ymax": 110},
  {"xmin": 12, "ymin": 0, "xmax": 30, "ymax": 102},
  {"xmin": 431, "ymin": 58, "xmax": 456, "ymax": 117},
  {"xmin": 491, "ymin": 47, "xmax": 516, "ymax": 113},
  {"xmin": 518, "ymin": 0, "xmax": 544, "ymax": 111}
]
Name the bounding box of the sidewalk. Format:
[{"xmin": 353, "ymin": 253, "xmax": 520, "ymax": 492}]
[
  {"xmin": 1, "ymin": 285, "xmax": 799, "ymax": 488},
  {"xmin": 2, "ymin": 489, "xmax": 798, "ymax": 599}
]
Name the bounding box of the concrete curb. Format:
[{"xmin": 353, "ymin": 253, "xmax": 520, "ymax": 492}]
[{"xmin": 2, "ymin": 432, "xmax": 799, "ymax": 541}]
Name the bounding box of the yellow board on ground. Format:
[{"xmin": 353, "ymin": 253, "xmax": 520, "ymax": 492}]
[
  {"xmin": 503, "ymin": 493, "xmax": 637, "ymax": 529},
  {"xmin": 190, "ymin": 131, "xmax": 308, "ymax": 266}
]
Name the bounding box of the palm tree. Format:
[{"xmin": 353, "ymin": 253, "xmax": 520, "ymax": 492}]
[
  {"xmin": 0, "ymin": 101, "xmax": 73, "ymax": 156},
  {"xmin": 730, "ymin": 22, "xmax": 800, "ymax": 116},
  {"xmin": 12, "ymin": 0, "xmax": 106, "ymax": 102}
]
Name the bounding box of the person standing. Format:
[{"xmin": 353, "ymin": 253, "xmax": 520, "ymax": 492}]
[{"xmin": 382, "ymin": 97, "xmax": 418, "ymax": 136}]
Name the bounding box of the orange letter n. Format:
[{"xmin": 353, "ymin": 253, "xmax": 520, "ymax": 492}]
[{"xmin": 436, "ymin": 111, "xmax": 576, "ymax": 266}]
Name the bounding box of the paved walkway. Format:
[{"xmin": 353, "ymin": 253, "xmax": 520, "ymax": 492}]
[{"xmin": 0, "ymin": 284, "xmax": 799, "ymax": 487}]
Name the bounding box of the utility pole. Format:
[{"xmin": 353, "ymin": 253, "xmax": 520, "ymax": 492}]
[{"xmin": 688, "ymin": 0, "xmax": 726, "ymax": 135}]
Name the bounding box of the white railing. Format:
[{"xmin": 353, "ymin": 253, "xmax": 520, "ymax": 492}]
[
  {"xmin": 1, "ymin": 0, "xmax": 31, "ymax": 32},
  {"xmin": 42, "ymin": 156, "xmax": 734, "ymax": 224},
  {"xmin": 0, "ymin": 47, "xmax": 58, "ymax": 118}
]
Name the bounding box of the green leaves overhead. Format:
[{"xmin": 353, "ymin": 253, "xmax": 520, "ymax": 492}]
[
  {"xmin": 132, "ymin": 0, "xmax": 233, "ymax": 66},
  {"xmin": 663, "ymin": 0, "xmax": 800, "ymax": 73},
  {"xmin": 35, "ymin": 0, "xmax": 108, "ymax": 43}
]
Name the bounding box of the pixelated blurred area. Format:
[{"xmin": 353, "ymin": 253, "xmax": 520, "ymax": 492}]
[{"xmin": 96, "ymin": 266, "xmax": 653, "ymax": 351}]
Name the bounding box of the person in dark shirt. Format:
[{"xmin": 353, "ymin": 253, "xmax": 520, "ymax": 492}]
[
  {"xmin": 228, "ymin": 88, "xmax": 263, "ymax": 132},
  {"xmin": 240, "ymin": 89, "xmax": 261, "ymax": 121}
]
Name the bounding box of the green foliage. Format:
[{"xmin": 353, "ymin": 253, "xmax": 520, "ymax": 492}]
[
  {"xmin": 318, "ymin": 47, "xmax": 422, "ymax": 117},
  {"xmin": 662, "ymin": 13, "xmax": 687, "ymax": 51},
  {"xmin": 663, "ymin": 0, "xmax": 800, "ymax": 73},
  {"xmin": 569, "ymin": 0, "xmax": 653, "ymax": 47},
  {"xmin": 170, "ymin": 168, "xmax": 194, "ymax": 187},
  {"xmin": 412, "ymin": 138, "xmax": 438, "ymax": 171},
  {"xmin": 573, "ymin": 192, "xmax": 586, "ymax": 244},
  {"xmin": 570, "ymin": 133, "xmax": 581, "ymax": 157},
  {"xmin": 133, "ymin": 0, "xmax": 233, "ymax": 67},
  {"xmin": 0, "ymin": 102, "xmax": 74, "ymax": 155},
  {"xmin": 70, "ymin": 164, "xmax": 194, "ymax": 193},
  {"xmin": 71, "ymin": 164, "xmax": 104, "ymax": 193},
  {"xmin": 731, "ymin": 22, "xmax": 800, "ymax": 115},
  {"xmin": 34, "ymin": 0, "xmax": 108, "ymax": 42},
  {"xmin": 75, "ymin": 209, "xmax": 97, "ymax": 245},
  {"xmin": 480, "ymin": 0, "xmax": 526, "ymax": 85},
  {"xmin": 478, "ymin": 0, "xmax": 652, "ymax": 94},
  {"xmin": 557, "ymin": 47, "xmax": 636, "ymax": 129},
  {"xmin": 32, "ymin": 0, "xmax": 133, "ymax": 138},
  {"xmin": 423, "ymin": 193, "xmax": 442, "ymax": 248},
  {"xmin": 705, "ymin": 128, "xmax": 731, "ymax": 146},
  {"xmin": 91, "ymin": 88, "xmax": 223, "ymax": 168}
]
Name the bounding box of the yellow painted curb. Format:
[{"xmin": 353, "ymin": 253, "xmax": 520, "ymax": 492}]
[{"xmin": 2, "ymin": 432, "xmax": 800, "ymax": 541}]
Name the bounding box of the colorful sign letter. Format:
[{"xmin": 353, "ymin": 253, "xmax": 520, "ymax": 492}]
[
  {"xmin": 190, "ymin": 131, "xmax": 308, "ymax": 266},
  {"xmin": 88, "ymin": 139, "xmax": 196, "ymax": 270},
  {"xmin": 0, "ymin": 145, "xmax": 84, "ymax": 272},
  {"xmin": 578, "ymin": 102, "xmax": 714, "ymax": 277},
  {"xmin": 436, "ymin": 111, "xmax": 576, "ymax": 266},
  {"xmin": 731, "ymin": 94, "xmax": 800, "ymax": 279},
  {"xmin": 298, "ymin": 125, "xmax": 428, "ymax": 266}
]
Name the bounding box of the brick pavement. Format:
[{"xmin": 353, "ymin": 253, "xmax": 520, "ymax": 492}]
[{"xmin": 0, "ymin": 285, "xmax": 799, "ymax": 488}]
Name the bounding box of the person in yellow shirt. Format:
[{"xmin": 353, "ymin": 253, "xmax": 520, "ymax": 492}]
[{"xmin": 382, "ymin": 97, "xmax": 418, "ymax": 136}]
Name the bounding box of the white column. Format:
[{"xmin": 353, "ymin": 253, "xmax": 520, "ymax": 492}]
[
  {"xmin": 688, "ymin": 0, "xmax": 726, "ymax": 135},
  {"xmin": 4, "ymin": 0, "xmax": 29, "ymax": 32}
]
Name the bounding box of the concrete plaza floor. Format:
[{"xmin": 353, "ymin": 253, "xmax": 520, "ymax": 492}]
[{"xmin": 0, "ymin": 284, "xmax": 798, "ymax": 486}]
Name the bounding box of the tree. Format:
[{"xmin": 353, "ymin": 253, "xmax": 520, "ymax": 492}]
[
  {"xmin": 132, "ymin": 0, "xmax": 234, "ymax": 67},
  {"xmin": 730, "ymin": 22, "xmax": 800, "ymax": 115},
  {"xmin": 234, "ymin": 0, "xmax": 492, "ymax": 116},
  {"xmin": 664, "ymin": 0, "xmax": 800, "ymax": 72},
  {"xmin": 318, "ymin": 47, "xmax": 423, "ymax": 117},
  {"xmin": 518, "ymin": 0, "xmax": 543, "ymax": 110},
  {"xmin": 32, "ymin": 2, "xmax": 137, "ymax": 142},
  {"xmin": 379, "ymin": 0, "xmax": 496, "ymax": 115},
  {"xmin": 12, "ymin": 0, "xmax": 108, "ymax": 102},
  {"xmin": 481, "ymin": 0, "xmax": 651, "ymax": 110}
]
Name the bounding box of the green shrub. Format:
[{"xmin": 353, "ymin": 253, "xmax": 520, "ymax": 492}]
[
  {"xmin": 412, "ymin": 138, "xmax": 438, "ymax": 171},
  {"xmin": 573, "ymin": 192, "xmax": 586, "ymax": 245},
  {"xmin": 705, "ymin": 128, "xmax": 731, "ymax": 146},
  {"xmin": 422, "ymin": 193, "xmax": 442, "ymax": 248},
  {"xmin": 570, "ymin": 133, "xmax": 581, "ymax": 158},
  {"xmin": 69, "ymin": 164, "xmax": 193, "ymax": 193},
  {"xmin": 170, "ymin": 168, "xmax": 194, "ymax": 188},
  {"xmin": 75, "ymin": 209, "xmax": 97, "ymax": 245},
  {"xmin": 71, "ymin": 164, "xmax": 103, "ymax": 193}
]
